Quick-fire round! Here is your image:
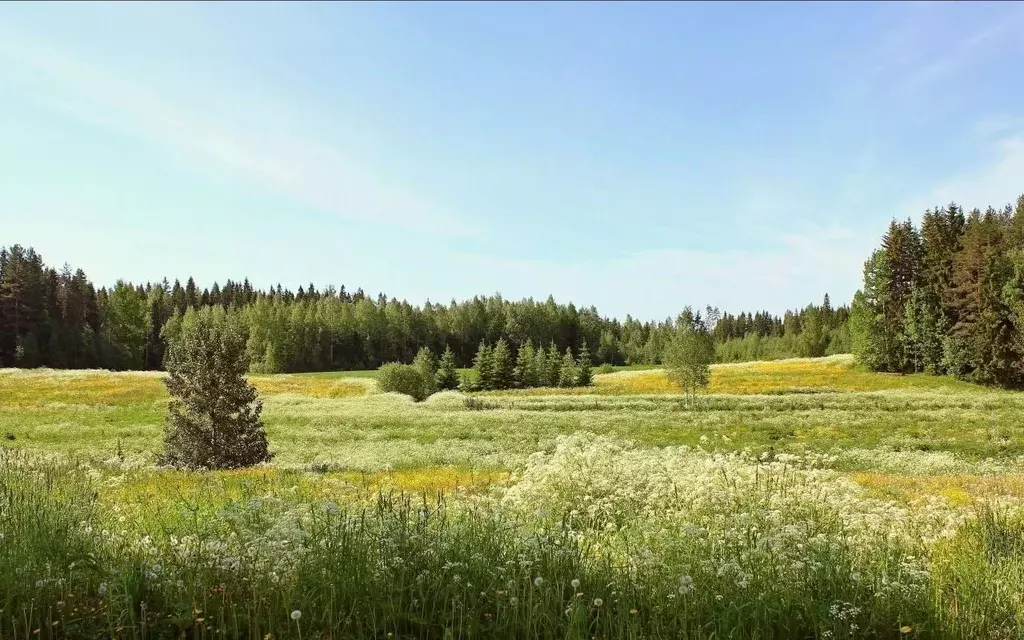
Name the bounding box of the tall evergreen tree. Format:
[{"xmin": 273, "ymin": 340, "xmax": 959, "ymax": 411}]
[
  {"xmin": 473, "ymin": 342, "xmax": 494, "ymax": 391},
  {"xmin": 435, "ymin": 345, "xmax": 460, "ymax": 391},
  {"xmin": 160, "ymin": 307, "xmax": 271, "ymax": 469},
  {"xmin": 558, "ymin": 347, "xmax": 577, "ymax": 388},
  {"xmin": 491, "ymin": 338, "xmax": 514, "ymax": 390},
  {"xmin": 576, "ymin": 340, "xmax": 593, "ymax": 386}
]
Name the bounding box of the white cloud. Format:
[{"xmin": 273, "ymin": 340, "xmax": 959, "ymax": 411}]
[
  {"xmin": 0, "ymin": 25, "xmax": 479, "ymax": 238},
  {"xmin": 898, "ymin": 133, "xmax": 1024, "ymax": 218},
  {"xmin": 442, "ymin": 224, "xmax": 870, "ymax": 319}
]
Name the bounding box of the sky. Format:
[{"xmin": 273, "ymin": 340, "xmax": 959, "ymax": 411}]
[{"xmin": 2, "ymin": 2, "xmax": 1024, "ymax": 321}]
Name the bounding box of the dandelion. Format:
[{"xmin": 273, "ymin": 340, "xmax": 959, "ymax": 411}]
[
  {"xmin": 533, "ymin": 576, "xmax": 543, "ymax": 587},
  {"xmin": 291, "ymin": 610, "xmax": 302, "ymax": 620},
  {"xmin": 630, "ymin": 608, "xmax": 638, "ymax": 615},
  {"xmin": 98, "ymin": 582, "xmax": 108, "ymax": 597},
  {"xmin": 571, "ymin": 578, "xmax": 581, "ymax": 589},
  {"xmin": 36, "ymin": 580, "xmax": 44, "ymax": 589},
  {"xmin": 509, "ymin": 597, "xmax": 518, "ymax": 606},
  {"xmin": 593, "ymin": 598, "xmax": 603, "ymax": 607}
]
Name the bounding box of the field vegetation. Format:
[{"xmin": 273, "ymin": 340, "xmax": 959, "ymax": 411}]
[{"xmin": 3, "ymin": 356, "xmax": 1024, "ymax": 637}]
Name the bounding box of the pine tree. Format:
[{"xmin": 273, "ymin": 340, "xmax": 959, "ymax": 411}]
[
  {"xmin": 473, "ymin": 342, "xmax": 494, "ymax": 391},
  {"xmin": 160, "ymin": 307, "xmax": 271, "ymax": 469},
  {"xmin": 576, "ymin": 340, "xmax": 593, "ymax": 386},
  {"xmin": 436, "ymin": 345, "xmax": 460, "ymax": 390},
  {"xmin": 558, "ymin": 347, "xmax": 577, "ymax": 387},
  {"xmin": 491, "ymin": 338, "xmax": 514, "ymax": 390}
]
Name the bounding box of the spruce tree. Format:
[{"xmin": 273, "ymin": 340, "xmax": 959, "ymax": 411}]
[
  {"xmin": 160, "ymin": 307, "xmax": 271, "ymax": 470},
  {"xmin": 491, "ymin": 338, "xmax": 514, "ymax": 390},
  {"xmin": 558, "ymin": 347, "xmax": 577, "ymax": 387},
  {"xmin": 513, "ymin": 340, "xmax": 537, "ymax": 388},
  {"xmin": 473, "ymin": 341, "xmax": 494, "ymax": 391},
  {"xmin": 546, "ymin": 342, "xmax": 561, "ymax": 387},
  {"xmin": 576, "ymin": 340, "xmax": 593, "ymax": 386},
  {"xmin": 534, "ymin": 344, "xmax": 549, "ymax": 387},
  {"xmin": 435, "ymin": 345, "xmax": 460, "ymax": 390}
]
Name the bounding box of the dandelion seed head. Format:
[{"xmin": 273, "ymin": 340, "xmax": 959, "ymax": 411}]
[
  {"xmin": 571, "ymin": 579, "xmax": 581, "ymax": 589},
  {"xmin": 533, "ymin": 576, "xmax": 543, "ymax": 587},
  {"xmin": 290, "ymin": 610, "xmax": 301, "ymax": 621},
  {"xmin": 593, "ymin": 598, "xmax": 603, "ymax": 607}
]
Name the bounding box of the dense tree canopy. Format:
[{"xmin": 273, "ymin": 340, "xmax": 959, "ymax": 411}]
[
  {"xmin": 0, "ymin": 244, "xmax": 849, "ymax": 373},
  {"xmin": 852, "ymin": 195, "xmax": 1024, "ymax": 388}
]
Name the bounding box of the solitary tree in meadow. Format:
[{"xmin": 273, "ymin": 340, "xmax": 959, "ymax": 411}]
[
  {"xmin": 160, "ymin": 307, "xmax": 271, "ymax": 469},
  {"xmin": 663, "ymin": 307, "xmax": 717, "ymax": 404}
]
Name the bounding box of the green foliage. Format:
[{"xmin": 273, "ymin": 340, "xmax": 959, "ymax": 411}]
[
  {"xmin": 558, "ymin": 347, "xmax": 578, "ymax": 387},
  {"xmin": 473, "ymin": 342, "xmax": 495, "ymax": 391},
  {"xmin": 377, "ymin": 363, "xmax": 431, "ymax": 401},
  {"xmin": 102, "ymin": 280, "xmax": 151, "ymax": 370},
  {"xmin": 435, "ymin": 345, "xmax": 460, "ymax": 390},
  {"xmin": 513, "ymin": 340, "xmax": 539, "ymax": 388},
  {"xmin": 576, "ymin": 340, "xmax": 593, "ymax": 386},
  {"xmin": 412, "ymin": 346, "xmax": 438, "ymax": 396},
  {"xmin": 160, "ymin": 306, "xmax": 271, "ymax": 469},
  {"xmin": 545, "ymin": 342, "xmax": 561, "ymax": 388},
  {"xmin": 855, "ymin": 197, "xmax": 1024, "ymax": 388},
  {"xmin": 663, "ymin": 310, "xmax": 716, "ymax": 400},
  {"xmin": 491, "ymin": 338, "xmax": 514, "ymax": 390}
]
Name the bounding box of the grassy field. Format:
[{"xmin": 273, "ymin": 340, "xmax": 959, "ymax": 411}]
[{"xmin": 3, "ymin": 355, "xmax": 1024, "ymax": 638}]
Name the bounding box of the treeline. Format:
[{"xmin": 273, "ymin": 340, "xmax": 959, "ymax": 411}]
[
  {"xmin": 852, "ymin": 195, "xmax": 1024, "ymax": 388},
  {"xmin": 0, "ymin": 244, "xmax": 849, "ymax": 373},
  {"xmin": 715, "ymin": 294, "xmax": 851, "ymax": 362}
]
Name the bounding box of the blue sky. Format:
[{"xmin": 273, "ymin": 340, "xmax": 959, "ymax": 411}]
[{"xmin": 2, "ymin": 2, "xmax": 1023, "ymax": 320}]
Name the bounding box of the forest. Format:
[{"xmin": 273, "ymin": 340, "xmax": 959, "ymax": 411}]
[
  {"xmin": 0, "ymin": 244, "xmax": 849, "ymax": 373},
  {"xmin": 851, "ymin": 194, "xmax": 1024, "ymax": 389}
]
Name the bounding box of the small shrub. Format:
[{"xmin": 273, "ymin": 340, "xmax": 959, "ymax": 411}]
[
  {"xmin": 377, "ymin": 363, "xmax": 430, "ymax": 401},
  {"xmin": 596, "ymin": 363, "xmax": 616, "ymax": 375}
]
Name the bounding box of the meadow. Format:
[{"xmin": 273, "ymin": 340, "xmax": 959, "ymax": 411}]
[{"xmin": 3, "ymin": 355, "xmax": 1024, "ymax": 638}]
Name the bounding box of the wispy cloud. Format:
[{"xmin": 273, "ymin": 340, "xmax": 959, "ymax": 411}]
[
  {"xmin": 444, "ymin": 224, "xmax": 870, "ymax": 319},
  {"xmin": 899, "ymin": 132, "xmax": 1024, "ymax": 218},
  {"xmin": 0, "ymin": 24, "xmax": 480, "ymax": 238}
]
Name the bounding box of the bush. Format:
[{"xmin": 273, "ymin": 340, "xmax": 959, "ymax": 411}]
[
  {"xmin": 377, "ymin": 363, "xmax": 431, "ymax": 401},
  {"xmin": 596, "ymin": 363, "xmax": 615, "ymax": 375},
  {"xmin": 160, "ymin": 307, "xmax": 271, "ymax": 470}
]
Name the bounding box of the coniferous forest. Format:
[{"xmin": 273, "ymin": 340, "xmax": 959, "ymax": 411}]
[
  {"xmin": 0, "ymin": 244, "xmax": 847, "ymax": 373},
  {"xmin": 852, "ymin": 195, "xmax": 1024, "ymax": 389}
]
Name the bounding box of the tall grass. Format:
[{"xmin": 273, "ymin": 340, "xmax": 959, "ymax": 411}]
[{"xmin": 3, "ymin": 439, "xmax": 1024, "ymax": 638}]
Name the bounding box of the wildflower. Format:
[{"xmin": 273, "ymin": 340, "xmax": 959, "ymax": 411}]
[
  {"xmin": 290, "ymin": 610, "xmax": 301, "ymax": 621},
  {"xmin": 533, "ymin": 577, "xmax": 543, "ymax": 587},
  {"xmin": 509, "ymin": 597, "xmax": 518, "ymax": 605},
  {"xmin": 571, "ymin": 578, "xmax": 581, "ymax": 589},
  {"xmin": 678, "ymin": 575, "xmax": 694, "ymax": 594},
  {"xmin": 98, "ymin": 583, "xmax": 108, "ymax": 597},
  {"xmin": 593, "ymin": 598, "xmax": 603, "ymax": 607},
  {"xmin": 900, "ymin": 627, "xmax": 912, "ymax": 634},
  {"xmin": 36, "ymin": 580, "xmax": 44, "ymax": 589},
  {"xmin": 630, "ymin": 609, "xmax": 638, "ymax": 615}
]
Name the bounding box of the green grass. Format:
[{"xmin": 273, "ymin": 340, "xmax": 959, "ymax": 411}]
[
  {"xmin": 2, "ymin": 356, "xmax": 1022, "ymax": 471},
  {"xmin": 3, "ymin": 356, "xmax": 1024, "ymax": 638}
]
